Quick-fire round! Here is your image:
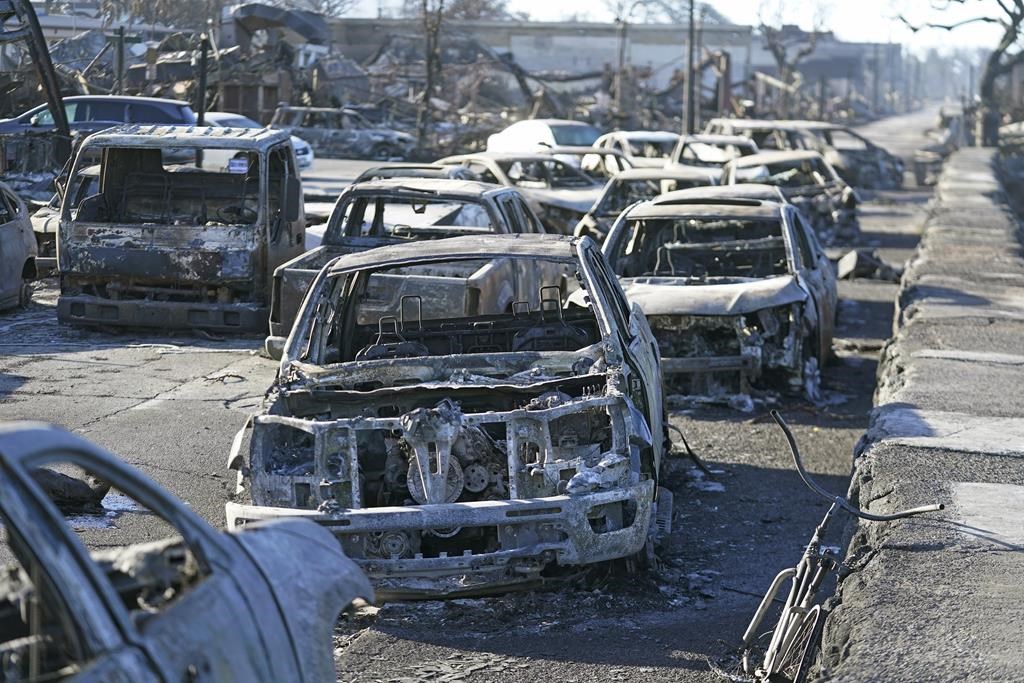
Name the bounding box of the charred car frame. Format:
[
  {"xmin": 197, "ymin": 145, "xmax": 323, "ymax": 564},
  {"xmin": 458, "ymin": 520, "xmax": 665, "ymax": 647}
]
[
  {"xmin": 56, "ymin": 124, "xmax": 306, "ymax": 332},
  {"xmin": 227, "ymin": 234, "xmax": 668, "ymax": 598}
]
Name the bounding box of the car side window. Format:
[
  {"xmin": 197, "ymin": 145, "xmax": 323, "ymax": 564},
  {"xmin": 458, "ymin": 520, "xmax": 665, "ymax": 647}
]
[
  {"xmin": 128, "ymin": 104, "xmax": 178, "ymax": 124},
  {"xmin": 0, "ymin": 194, "xmax": 11, "ymax": 223},
  {"xmin": 791, "ymin": 214, "xmax": 816, "ymax": 268},
  {"xmin": 34, "ymin": 459, "xmax": 213, "ymax": 622},
  {"xmin": 516, "ymin": 197, "xmax": 544, "ymax": 233},
  {"xmin": 83, "ymin": 101, "xmax": 127, "ymax": 122},
  {"xmin": 467, "ymin": 162, "xmax": 498, "ymax": 184},
  {"xmin": 0, "ymin": 505, "xmax": 91, "ymax": 679}
]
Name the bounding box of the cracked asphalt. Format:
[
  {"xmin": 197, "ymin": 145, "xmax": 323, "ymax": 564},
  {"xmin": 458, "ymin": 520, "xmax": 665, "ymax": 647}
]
[{"xmin": 0, "ymin": 109, "xmax": 938, "ymax": 681}]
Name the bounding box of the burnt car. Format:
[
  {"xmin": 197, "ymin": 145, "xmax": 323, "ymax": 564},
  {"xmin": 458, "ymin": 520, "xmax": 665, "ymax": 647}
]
[
  {"xmin": 437, "ymin": 152, "xmax": 602, "ymax": 234},
  {"xmin": 268, "ymin": 178, "xmax": 547, "ymax": 338},
  {"xmin": 0, "ymin": 421, "xmax": 371, "ymax": 682},
  {"xmin": 593, "ymin": 130, "xmax": 680, "ymax": 168},
  {"xmin": 31, "ymin": 164, "xmax": 99, "ymax": 260},
  {"xmin": 539, "ymin": 145, "xmax": 633, "ymax": 179},
  {"xmin": 668, "ymin": 134, "xmax": 760, "ymax": 170},
  {"xmin": 352, "ymin": 163, "xmax": 481, "ymax": 183},
  {"xmin": 227, "ymin": 234, "xmax": 669, "ymax": 598},
  {"xmin": 723, "ymin": 150, "xmax": 858, "ymax": 244},
  {"xmin": 785, "ymin": 121, "xmax": 904, "ymax": 189},
  {"xmin": 573, "ymin": 166, "xmax": 717, "ymax": 243},
  {"xmin": 603, "ymin": 194, "xmax": 837, "ymax": 401},
  {"xmin": 57, "ymin": 125, "xmax": 306, "ymax": 332},
  {"xmin": 0, "ymin": 180, "xmax": 37, "ymax": 309},
  {"xmin": 270, "ymin": 105, "xmax": 415, "ymax": 161},
  {"xmin": 703, "ymin": 118, "xmax": 812, "ymax": 152}
]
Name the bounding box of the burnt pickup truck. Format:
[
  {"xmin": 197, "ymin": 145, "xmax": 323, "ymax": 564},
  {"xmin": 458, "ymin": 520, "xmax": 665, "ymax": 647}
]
[
  {"xmin": 57, "ymin": 124, "xmax": 306, "ymax": 332},
  {"xmin": 268, "ymin": 177, "xmax": 546, "ymax": 338},
  {"xmin": 228, "ymin": 234, "xmax": 669, "ymax": 599}
]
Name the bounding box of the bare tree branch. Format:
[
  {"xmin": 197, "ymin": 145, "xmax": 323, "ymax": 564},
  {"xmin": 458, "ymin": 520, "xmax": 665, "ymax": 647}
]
[{"xmin": 896, "ymin": 13, "xmax": 1001, "ymax": 33}]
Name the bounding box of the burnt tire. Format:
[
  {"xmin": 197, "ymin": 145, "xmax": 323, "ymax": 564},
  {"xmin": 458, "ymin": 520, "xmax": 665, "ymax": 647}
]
[
  {"xmin": 370, "ymin": 144, "xmax": 393, "ymax": 161},
  {"xmin": 18, "ymin": 280, "xmax": 32, "ymax": 308}
]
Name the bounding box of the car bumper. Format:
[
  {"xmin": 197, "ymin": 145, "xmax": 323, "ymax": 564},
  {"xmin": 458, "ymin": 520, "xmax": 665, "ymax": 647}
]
[
  {"xmin": 226, "ymin": 481, "xmax": 654, "ymax": 599},
  {"xmin": 58, "ymin": 294, "xmax": 267, "ymax": 332}
]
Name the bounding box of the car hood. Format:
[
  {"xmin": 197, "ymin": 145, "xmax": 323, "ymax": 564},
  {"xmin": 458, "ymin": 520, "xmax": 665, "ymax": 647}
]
[
  {"xmin": 525, "ymin": 187, "xmax": 603, "ymax": 213},
  {"xmin": 620, "ymin": 274, "xmax": 807, "ymax": 316}
]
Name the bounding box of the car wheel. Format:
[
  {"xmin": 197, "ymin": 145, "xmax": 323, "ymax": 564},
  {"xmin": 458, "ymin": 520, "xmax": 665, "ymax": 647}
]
[
  {"xmin": 18, "ymin": 280, "xmax": 32, "ymax": 308},
  {"xmin": 370, "ymin": 144, "xmax": 393, "ymax": 161}
]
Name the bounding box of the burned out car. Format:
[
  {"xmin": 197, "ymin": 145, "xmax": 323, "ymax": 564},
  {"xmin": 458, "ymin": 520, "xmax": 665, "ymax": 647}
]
[
  {"xmin": 437, "ymin": 152, "xmax": 602, "ymax": 234},
  {"xmin": 0, "ymin": 422, "xmax": 371, "ymax": 682},
  {"xmin": 227, "ymin": 234, "xmax": 668, "ymax": 598},
  {"xmin": 540, "ymin": 146, "xmax": 633, "ymax": 180},
  {"xmin": 603, "ymin": 194, "xmax": 837, "ymax": 401},
  {"xmin": 786, "ymin": 121, "xmax": 904, "ymax": 189},
  {"xmin": 573, "ymin": 166, "xmax": 717, "ymax": 243},
  {"xmin": 723, "ymin": 150, "xmax": 858, "ymax": 244},
  {"xmin": 269, "ymin": 178, "xmax": 546, "ymax": 337},
  {"xmin": 668, "ymin": 134, "xmax": 760, "ymax": 170},
  {"xmin": 270, "ymin": 105, "xmax": 415, "ymax": 161},
  {"xmin": 593, "ymin": 131, "xmax": 680, "ymax": 168},
  {"xmin": 0, "ymin": 181, "xmax": 36, "ymax": 309},
  {"xmin": 57, "ymin": 125, "xmax": 306, "ymax": 332},
  {"xmin": 703, "ymin": 118, "xmax": 812, "ymax": 152},
  {"xmin": 31, "ymin": 164, "xmax": 99, "ymax": 259}
]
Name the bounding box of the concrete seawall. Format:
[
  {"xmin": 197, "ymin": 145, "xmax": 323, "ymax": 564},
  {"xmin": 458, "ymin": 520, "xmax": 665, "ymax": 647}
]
[{"xmin": 820, "ymin": 148, "xmax": 1024, "ymax": 681}]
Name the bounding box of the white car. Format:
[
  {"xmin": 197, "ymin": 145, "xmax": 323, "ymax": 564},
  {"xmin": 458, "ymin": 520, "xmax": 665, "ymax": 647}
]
[
  {"xmin": 486, "ymin": 118, "xmax": 601, "ymax": 153},
  {"xmin": 205, "ymin": 112, "xmax": 314, "ymax": 171}
]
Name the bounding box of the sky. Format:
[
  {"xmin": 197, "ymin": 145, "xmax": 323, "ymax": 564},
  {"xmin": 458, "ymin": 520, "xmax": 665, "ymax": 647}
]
[{"xmin": 350, "ymin": 0, "xmax": 1006, "ymax": 53}]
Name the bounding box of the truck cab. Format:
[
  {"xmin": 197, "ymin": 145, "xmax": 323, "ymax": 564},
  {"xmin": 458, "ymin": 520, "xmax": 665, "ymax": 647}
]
[{"xmin": 56, "ymin": 125, "xmax": 305, "ymax": 332}]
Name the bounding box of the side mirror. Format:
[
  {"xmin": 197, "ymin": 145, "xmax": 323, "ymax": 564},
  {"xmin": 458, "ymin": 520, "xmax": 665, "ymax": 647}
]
[
  {"xmin": 284, "ymin": 176, "xmax": 302, "ymax": 222},
  {"xmin": 29, "ymin": 114, "xmax": 40, "ymax": 127},
  {"xmin": 265, "ymin": 335, "xmax": 286, "ymax": 361}
]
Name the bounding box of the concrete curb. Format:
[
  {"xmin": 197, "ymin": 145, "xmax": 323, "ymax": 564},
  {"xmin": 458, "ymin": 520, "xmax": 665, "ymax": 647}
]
[{"xmin": 820, "ymin": 148, "xmax": 1024, "ymax": 682}]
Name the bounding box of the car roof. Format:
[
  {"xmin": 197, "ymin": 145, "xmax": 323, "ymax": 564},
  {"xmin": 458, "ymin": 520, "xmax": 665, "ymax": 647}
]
[
  {"xmin": 610, "ymin": 166, "xmax": 715, "ymax": 181},
  {"xmin": 708, "ymin": 118, "xmax": 804, "ymax": 131},
  {"xmin": 609, "ymin": 130, "xmax": 680, "ymax": 142},
  {"xmin": 728, "ymin": 150, "xmax": 826, "ymax": 167},
  {"xmin": 346, "ymin": 177, "xmax": 505, "ymax": 197},
  {"xmin": 522, "ymin": 119, "xmax": 597, "ymax": 127},
  {"xmin": 543, "ymin": 145, "xmax": 626, "ymax": 155},
  {"xmin": 326, "ymin": 234, "xmax": 580, "ymax": 275},
  {"xmin": 442, "ymin": 152, "xmax": 565, "ymax": 163},
  {"xmin": 79, "ymin": 124, "xmax": 290, "ymax": 150},
  {"xmin": 58, "ymin": 95, "xmax": 190, "ymax": 106},
  {"xmin": 656, "ymin": 183, "xmax": 786, "ymax": 202},
  {"xmin": 625, "ymin": 197, "xmax": 785, "ymax": 220},
  {"xmin": 679, "ymin": 133, "xmax": 755, "ymax": 146}
]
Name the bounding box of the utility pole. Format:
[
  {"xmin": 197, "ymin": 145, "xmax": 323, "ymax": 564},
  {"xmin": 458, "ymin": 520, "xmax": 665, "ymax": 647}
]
[
  {"xmin": 115, "ymin": 26, "xmax": 125, "ymax": 94},
  {"xmin": 615, "ymin": 17, "xmax": 627, "ymax": 115},
  {"xmin": 685, "ymin": 0, "xmax": 696, "ymax": 134},
  {"xmin": 872, "ymin": 43, "xmax": 880, "ymax": 115},
  {"xmin": 196, "ymin": 33, "xmax": 209, "ymax": 125}
]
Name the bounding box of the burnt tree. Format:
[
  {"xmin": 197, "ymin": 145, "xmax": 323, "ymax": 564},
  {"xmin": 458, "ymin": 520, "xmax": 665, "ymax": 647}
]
[{"xmin": 900, "ymin": 1, "xmax": 1024, "ymax": 145}]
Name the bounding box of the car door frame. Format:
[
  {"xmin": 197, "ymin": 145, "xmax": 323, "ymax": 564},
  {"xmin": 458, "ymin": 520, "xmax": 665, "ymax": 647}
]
[
  {"xmin": 577, "ymin": 239, "xmax": 665, "ymax": 478},
  {"xmin": 785, "ymin": 206, "xmax": 836, "ymax": 360},
  {"xmin": 0, "ymin": 425, "xmax": 298, "ymax": 682}
]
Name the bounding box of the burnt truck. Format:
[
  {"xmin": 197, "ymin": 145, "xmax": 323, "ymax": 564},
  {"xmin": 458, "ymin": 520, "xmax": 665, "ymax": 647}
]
[
  {"xmin": 57, "ymin": 125, "xmax": 306, "ymax": 332},
  {"xmin": 227, "ymin": 234, "xmax": 670, "ymax": 598},
  {"xmin": 268, "ymin": 178, "xmax": 547, "ymax": 338}
]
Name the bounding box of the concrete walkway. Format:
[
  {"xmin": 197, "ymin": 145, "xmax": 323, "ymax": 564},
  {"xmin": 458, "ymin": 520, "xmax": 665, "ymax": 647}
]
[{"xmin": 821, "ymin": 148, "xmax": 1024, "ymax": 681}]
